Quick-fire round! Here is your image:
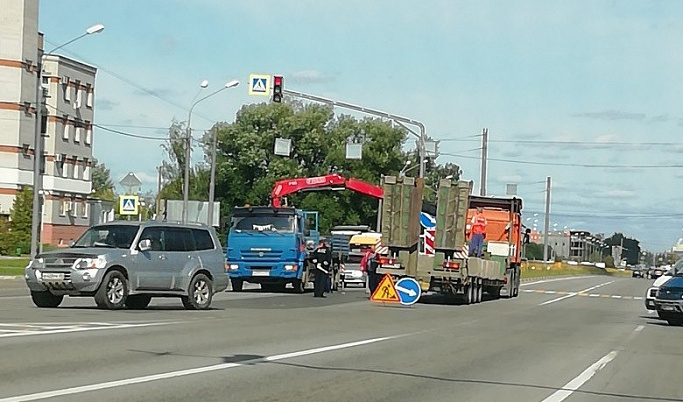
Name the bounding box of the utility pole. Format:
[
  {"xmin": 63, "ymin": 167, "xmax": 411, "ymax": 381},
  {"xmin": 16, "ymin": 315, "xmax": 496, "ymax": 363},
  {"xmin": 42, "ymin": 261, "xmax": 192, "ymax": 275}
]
[
  {"xmin": 29, "ymin": 47, "xmax": 44, "ymax": 258},
  {"xmin": 156, "ymin": 166, "xmax": 162, "ymax": 218},
  {"xmin": 542, "ymin": 176, "xmax": 551, "ymax": 262},
  {"xmin": 207, "ymin": 128, "xmax": 218, "ymax": 227},
  {"xmin": 479, "ymin": 128, "xmax": 488, "ymax": 196}
]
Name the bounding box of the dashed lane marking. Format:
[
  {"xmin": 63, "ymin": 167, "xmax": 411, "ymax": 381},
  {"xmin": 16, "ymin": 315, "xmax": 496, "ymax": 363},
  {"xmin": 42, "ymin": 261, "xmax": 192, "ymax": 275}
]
[{"xmin": 523, "ymin": 289, "xmax": 644, "ymax": 300}]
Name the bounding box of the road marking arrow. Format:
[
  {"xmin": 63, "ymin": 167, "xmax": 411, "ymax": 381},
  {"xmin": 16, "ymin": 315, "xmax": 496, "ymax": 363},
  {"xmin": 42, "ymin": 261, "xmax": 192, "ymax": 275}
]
[{"xmin": 395, "ymin": 285, "xmax": 416, "ymax": 297}]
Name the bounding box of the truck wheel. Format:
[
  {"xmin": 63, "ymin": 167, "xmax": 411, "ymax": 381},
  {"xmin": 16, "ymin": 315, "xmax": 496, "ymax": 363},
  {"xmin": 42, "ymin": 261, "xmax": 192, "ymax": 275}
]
[
  {"xmin": 292, "ymin": 279, "xmax": 305, "ymax": 293},
  {"xmin": 30, "ymin": 291, "xmax": 63, "ymax": 308},
  {"xmin": 181, "ymin": 273, "xmax": 213, "ymax": 310},
  {"xmin": 231, "ymin": 279, "xmax": 243, "ymax": 292},
  {"xmin": 476, "ymin": 278, "xmax": 483, "ymax": 303},
  {"xmin": 125, "ymin": 295, "xmax": 152, "ymax": 309},
  {"xmin": 463, "ymin": 281, "xmax": 473, "ymax": 305},
  {"xmin": 94, "ymin": 270, "xmax": 128, "ymax": 310}
]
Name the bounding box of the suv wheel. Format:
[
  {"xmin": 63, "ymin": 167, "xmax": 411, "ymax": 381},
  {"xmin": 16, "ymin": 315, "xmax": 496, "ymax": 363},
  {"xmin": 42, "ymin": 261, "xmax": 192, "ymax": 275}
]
[
  {"xmin": 30, "ymin": 291, "xmax": 63, "ymax": 308},
  {"xmin": 182, "ymin": 273, "xmax": 213, "ymax": 310},
  {"xmin": 125, "ymin": 295, "xmax": 152, "ymax": 309},
  {"xmin": 95, "ymin": 270, "xmax": 128, "ymax": 310}
]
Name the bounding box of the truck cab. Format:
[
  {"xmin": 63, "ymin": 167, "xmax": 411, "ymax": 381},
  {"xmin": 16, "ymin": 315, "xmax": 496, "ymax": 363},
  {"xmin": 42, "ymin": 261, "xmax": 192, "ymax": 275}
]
[{"xmin": 226, "ymin": 206, "xmax": 319, "ymax": 292}]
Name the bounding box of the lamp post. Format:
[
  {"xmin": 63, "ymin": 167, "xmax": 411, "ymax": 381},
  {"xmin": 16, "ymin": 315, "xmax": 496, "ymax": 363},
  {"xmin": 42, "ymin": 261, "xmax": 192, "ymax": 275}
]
[
  {"xmin": 182, "ymin": 79, "xmax": 239, "ymax": 224},
  {"xmin": 30, "ymin": 24, "xmax": 104, "ymax": 258}
]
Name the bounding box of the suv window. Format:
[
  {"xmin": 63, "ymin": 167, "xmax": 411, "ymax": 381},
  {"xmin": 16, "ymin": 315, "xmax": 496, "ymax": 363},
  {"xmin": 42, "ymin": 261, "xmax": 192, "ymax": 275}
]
[
  {"xmin": 164, "ymin": 228, "xmax": 195, "ymax": 252},
  {"xmin": 73, "ymin": 224, "xmax": 139, "ymax": 249},
  {"xmin": 192, "ymin": 229, "xmax": 215, "ymax": 251},
  {"xmin": 139, "ymin": 227, "xmax": 165, "ymax": 251}
]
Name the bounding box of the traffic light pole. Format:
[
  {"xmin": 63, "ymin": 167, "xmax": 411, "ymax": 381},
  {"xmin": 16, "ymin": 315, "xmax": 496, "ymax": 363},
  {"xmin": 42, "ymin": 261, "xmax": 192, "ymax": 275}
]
[{"xmin": 282, "ymin": 89, "xmax": 427, "ymax": 178}]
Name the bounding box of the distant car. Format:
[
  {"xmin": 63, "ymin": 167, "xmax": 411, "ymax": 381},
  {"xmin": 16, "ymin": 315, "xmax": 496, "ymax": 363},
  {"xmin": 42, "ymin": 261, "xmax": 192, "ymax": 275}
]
[
  {"xmin": 24, "ymin": 221, "xmax": 229, "ymax": 310},
  {"xmin": 632, "ymin": 269, "xmax": 645, "ymax": 278},
  {"xmin": 654, "ymin": 275, "xmax": 683, "ymax": 326},
  {"xmin": 649, "ymin": 268, "xmax": 665, "ymax": 280}
]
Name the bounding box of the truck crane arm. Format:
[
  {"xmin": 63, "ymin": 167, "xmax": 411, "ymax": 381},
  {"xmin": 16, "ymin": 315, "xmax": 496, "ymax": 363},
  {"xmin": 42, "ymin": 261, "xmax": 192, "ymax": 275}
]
[{"xmin": 271, "ymin": 173, "xmax": 384, "ymax": 207}]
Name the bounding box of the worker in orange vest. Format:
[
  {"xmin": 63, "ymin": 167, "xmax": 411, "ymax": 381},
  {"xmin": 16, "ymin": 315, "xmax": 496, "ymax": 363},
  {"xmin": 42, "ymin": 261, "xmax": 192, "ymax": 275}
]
[{"xmin": 469, "ymin": 207, "xmax": 487, "ymax": 257}]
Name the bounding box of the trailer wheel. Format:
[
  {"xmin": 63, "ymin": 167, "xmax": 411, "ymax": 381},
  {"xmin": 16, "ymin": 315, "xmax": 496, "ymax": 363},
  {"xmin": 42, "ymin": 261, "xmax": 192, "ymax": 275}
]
[
  {"xmin": 463, "ymin": 280, "xmax": 474, "ymax": 305},
  {"xmin": 476, "ymin": 278, "xmax": 483, "ymax": 303}
]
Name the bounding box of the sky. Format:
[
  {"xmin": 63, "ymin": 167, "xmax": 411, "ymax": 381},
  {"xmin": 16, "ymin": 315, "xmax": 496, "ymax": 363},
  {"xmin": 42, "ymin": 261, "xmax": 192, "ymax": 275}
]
[{"xmin": 38, "ymin": 0, "xmax": 683, "ymax": 252}]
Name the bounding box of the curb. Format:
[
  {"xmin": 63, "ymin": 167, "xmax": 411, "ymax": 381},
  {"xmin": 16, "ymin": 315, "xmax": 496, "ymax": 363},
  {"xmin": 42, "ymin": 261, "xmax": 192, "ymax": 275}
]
[{"xmin": 0, "ymin": 276, "xmax": 22, "ymax": 280}]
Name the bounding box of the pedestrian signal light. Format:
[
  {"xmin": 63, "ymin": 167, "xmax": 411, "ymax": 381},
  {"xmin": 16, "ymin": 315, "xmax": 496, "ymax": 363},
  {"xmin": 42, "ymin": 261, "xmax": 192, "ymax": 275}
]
[{"xmin": 273, "ymin": 75, "xmax": 283, "ymax": 103}]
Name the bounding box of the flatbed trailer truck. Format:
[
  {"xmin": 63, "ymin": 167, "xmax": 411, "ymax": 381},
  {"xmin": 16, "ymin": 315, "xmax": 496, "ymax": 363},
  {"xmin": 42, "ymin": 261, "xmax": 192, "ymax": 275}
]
[{"xmin": 376, "ymin": 176, "xmax": 524, "ymax": 304}]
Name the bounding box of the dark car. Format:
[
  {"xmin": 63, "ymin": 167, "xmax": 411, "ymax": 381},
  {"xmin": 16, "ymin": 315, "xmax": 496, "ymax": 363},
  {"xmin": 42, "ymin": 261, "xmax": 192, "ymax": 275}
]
[
  {"xmin": 649, "ymin": 268, "xmax": 665, "ymax": 280},
  {"xmin": 654, "ymin": 276, "xmax": 683, "ymax": 326},
  {"xmin": 632, "ymin": 269, "xmax": 645, "ymax": 278}
]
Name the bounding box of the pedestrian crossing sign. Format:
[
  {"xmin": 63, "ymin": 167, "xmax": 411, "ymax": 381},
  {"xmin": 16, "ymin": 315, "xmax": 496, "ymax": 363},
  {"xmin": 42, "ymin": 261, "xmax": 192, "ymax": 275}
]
[
  {"xmin": 119, "ymin": 195, "xmax": 139, "ymax": 215},
  {"xmin": 370, "ymin": 274, "xmax": 401, "ymax": 303},
  {"xmin": 248, "ymin": 74, "xmax": 271, "ymax": 96}
]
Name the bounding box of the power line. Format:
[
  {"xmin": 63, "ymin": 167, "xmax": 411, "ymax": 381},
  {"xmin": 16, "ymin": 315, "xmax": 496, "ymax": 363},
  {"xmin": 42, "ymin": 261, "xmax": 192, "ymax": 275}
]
[
  {"xmin": 43, "ymin": 39, "xmax": 216, "ymax": 124},
  {"xmin": 439, "ymin": 151, "xmax": 683, "ymax": 168},
  {"xmin": 437, "ymin": 138, "xmax": 681, "ymax": 147},
  {"xmin": 93, "ymin": 124, "xmax": 168, "ymax": 141}
]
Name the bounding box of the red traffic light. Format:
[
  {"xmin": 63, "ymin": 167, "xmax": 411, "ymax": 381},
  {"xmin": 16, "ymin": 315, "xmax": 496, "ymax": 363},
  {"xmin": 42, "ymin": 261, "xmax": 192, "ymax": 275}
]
[{"xmin": 274, "ymin": 76, "xmax": 283, "ymax": 86}]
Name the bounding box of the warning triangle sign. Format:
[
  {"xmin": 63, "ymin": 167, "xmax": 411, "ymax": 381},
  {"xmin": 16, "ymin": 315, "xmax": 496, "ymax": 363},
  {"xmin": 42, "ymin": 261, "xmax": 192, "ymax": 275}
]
[{"xmin": 370, "ymin": 274, "xmax": 401, "ymax": 303}]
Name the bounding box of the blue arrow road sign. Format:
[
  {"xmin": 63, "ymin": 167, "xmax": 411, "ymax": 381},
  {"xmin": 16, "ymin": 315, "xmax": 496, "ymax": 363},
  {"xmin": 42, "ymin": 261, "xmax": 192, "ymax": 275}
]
[
  {"xmin": 395, "ymin": 278, "xmax": 422, "ymax": 305},
  {"xmin": 420, "ymin": 212, "xmax": 436, "ymax": 229}
]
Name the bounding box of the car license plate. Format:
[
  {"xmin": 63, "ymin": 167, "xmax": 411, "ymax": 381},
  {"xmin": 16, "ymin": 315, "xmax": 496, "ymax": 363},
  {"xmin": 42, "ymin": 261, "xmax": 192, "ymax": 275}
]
[
  {"xmin": 661, "ymin": 305, "xmax": 675, "ymax": 311},
  {"xmin": 252, "ymin": 271, "xmax": 270, "ymax": 277},
  {"xmin": 42, "ymin": 272, "xmax": 64, "ymax": 281}
]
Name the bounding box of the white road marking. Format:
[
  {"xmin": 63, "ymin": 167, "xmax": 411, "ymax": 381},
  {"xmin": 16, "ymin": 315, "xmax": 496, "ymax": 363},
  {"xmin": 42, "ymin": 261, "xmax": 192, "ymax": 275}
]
[
  {"xmin": 520, "ymin": 276, "xmax": 592, "ymax": 287},
  {"xmin": 0, "ymin": 335, "xmax": 397, "ymax": 402},
  {"xmin": 611, "ymin": 295, "xmax": 622, "ymax": 299},
  {"xmin": 635, "ymin": 325, "xmax": 645, "ymax": 332},
  {"xmin": 541, "ymin": 350, "xmax": 618, "ymax": 402},
  {"xmin": 0, "ymin": 322, "xmax": 178, "ymax": 339},
  {"xmin": 539, "ymin": 281, "xmax": 614, "ymax": 306}
]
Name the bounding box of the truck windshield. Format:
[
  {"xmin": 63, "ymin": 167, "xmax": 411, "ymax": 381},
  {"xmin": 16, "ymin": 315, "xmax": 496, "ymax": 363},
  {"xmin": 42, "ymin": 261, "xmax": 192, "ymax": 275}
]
[
  {"xmin": 72, "ymin": 225, "xmax": 139, "ymax": 249},
  {"xmin": 231, "ymin": 215, "xmax": 296, "ymax": 233}
]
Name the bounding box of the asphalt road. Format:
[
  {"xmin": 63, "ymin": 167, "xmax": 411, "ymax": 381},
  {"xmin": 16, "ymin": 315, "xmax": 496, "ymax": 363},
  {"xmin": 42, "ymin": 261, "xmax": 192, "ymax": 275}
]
[{"xmin": 0, "ymin": 275, "xmax": 680, "ymax": 402}]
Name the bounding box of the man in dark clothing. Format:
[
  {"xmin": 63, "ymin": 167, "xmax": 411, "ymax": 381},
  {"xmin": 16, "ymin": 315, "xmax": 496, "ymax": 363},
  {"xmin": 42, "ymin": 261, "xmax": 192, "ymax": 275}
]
[{"xmin": 311, "ymin": 240, "xmax": 332, "ymax": 298}]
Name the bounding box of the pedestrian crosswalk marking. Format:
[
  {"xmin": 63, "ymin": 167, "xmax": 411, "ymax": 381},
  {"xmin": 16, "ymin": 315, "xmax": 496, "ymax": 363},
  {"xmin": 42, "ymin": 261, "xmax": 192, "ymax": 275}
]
[{"xmin": 523, "ymin": 289, "xmax": 643, "ymax": 300}]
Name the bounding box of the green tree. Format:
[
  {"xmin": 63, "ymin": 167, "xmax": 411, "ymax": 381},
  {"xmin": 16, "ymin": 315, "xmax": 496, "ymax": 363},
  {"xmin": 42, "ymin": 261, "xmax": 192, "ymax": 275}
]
[
  {"xmin": 159, "ymin": 120, "xmax": 209, "ymax": 201},
  {"xmin": 91, "ymin": 158, "xmax": 116, "ymax": 201},
  {"xmin": 1, "ymin": 186, "xmax": 34, "ymax": 254}
]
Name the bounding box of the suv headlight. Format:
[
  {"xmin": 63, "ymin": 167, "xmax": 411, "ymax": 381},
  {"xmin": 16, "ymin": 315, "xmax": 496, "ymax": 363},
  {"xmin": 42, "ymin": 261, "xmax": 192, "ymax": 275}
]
[{"xmin": 73, "ymin": 256, "xmax": 107, "ymax": 270}]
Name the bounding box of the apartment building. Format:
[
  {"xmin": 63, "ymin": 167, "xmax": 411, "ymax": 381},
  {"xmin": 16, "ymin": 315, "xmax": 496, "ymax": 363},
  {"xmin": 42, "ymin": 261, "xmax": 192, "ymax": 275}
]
[
  {"xmin": 40, "ymin": 55, "xmax": 96, "ymax": 245},
  {"xmin": 0, "ymin": 0, "xmax": 40, "ymax": 214},
  {"xmin": 0, "ymin": 0, "xmax": 97, "ymax": 246}
]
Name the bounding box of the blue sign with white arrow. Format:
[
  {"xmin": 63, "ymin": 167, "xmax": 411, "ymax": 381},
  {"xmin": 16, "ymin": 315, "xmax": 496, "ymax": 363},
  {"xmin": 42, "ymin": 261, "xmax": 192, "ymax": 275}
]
[
  {"xmin": 394, "ymin": 277, "xmax": 422, "ymax": 305},
  {"xmin": 420, "ymin": 212, "xmax": 436, "ymax": 229}
]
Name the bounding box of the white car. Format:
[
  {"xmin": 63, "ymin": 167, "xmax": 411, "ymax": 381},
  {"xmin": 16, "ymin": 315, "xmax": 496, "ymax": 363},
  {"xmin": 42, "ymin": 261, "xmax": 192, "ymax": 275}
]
[{"xmin": 645, "ymin": 260, "xmax": 683, "ymax": 310}]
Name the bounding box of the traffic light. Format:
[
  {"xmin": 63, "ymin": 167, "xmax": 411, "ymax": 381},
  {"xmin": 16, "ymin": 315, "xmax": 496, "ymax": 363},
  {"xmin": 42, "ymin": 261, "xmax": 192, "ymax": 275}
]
[{"xmin": 273, "ymin": 75, "xmax": 283, "ymax": 103}]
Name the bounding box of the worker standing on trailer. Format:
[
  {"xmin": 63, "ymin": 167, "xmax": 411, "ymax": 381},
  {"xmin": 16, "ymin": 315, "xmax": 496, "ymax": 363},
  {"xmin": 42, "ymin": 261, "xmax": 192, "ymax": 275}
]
[
  {"xmin": 469, "ymin": 207, "xmax": 487, "ymax": 257},
  {"xmin": 312, "ymin": 240, "xmax": 332, "ymax": 298}
]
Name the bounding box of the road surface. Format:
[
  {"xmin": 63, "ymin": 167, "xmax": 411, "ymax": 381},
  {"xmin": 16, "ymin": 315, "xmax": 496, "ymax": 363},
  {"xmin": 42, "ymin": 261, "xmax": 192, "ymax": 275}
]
[{"xmin": 0, "ymin": 275, "xmax": 679, "ymax": 402}]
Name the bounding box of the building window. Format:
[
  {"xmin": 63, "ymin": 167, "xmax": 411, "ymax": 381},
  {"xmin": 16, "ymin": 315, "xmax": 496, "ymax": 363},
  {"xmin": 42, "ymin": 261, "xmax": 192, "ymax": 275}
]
[
  {"xmin": 42, "ymin": 76, "xmax": 49, "ymax": 85},
  {"xmin": 74, "ymin": 126, "xmax": 81, "ymax": 143},
  {"xmin": 86, "ymin": 86, "xmax": 93, "ymax": 108},
  {"xmin": 83, "ymin": 158, "xmax": 90, "ymax": 180},
  {"xmin": 62, "ymin": 118, "xmax": 70, "ymax": 141},
  {"xmin": 85, "ymin": 125, "xmax": 92, "ymax": 145},
  {"xmin": 74, "ymin": 80, "xmax": 81, "ymax": 108},
  {"xmin": 63, "ymin": 82, "xmax": 71, "ymax": 102},
  {"xmin": 59, "ymin": 199, "xmax": 66, "ymax": 216},
  {"xmin": 73, "ymin": 159, "xmax": 80, "ymax": 179},
  {"xmin": 82, "ymin": 201, "xmax": 88, "ymax": 218},
  {"xmin": 41, "ymin": 114, "xmax": 47, "ymax": 135},
  {"xmin": 61, "ymin": 155, "xmax": 68, "ymax": 178}
]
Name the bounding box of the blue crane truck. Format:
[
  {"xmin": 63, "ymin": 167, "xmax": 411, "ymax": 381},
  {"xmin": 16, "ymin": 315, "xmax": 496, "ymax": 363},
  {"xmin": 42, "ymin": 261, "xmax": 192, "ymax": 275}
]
[{"xmin": 226, "ymin": 206, "xmax": 319, "ymax": 293}]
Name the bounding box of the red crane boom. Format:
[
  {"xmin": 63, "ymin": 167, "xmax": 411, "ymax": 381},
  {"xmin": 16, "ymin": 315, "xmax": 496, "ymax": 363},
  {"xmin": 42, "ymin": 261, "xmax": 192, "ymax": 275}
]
[{"xmin": 271, "ymin": 173, "xmax": 384, "ymax": 207}]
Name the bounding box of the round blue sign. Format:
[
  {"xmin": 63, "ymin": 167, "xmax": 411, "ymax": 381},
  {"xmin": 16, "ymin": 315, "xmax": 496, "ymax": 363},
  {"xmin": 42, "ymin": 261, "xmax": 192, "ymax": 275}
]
[
  {"xmin": 420, "ymin": 212, "xmax": 436, "ymax": 229},
  {"xmin": 394, "ymin": 278, "xmax": 422, "ymax": 305}
]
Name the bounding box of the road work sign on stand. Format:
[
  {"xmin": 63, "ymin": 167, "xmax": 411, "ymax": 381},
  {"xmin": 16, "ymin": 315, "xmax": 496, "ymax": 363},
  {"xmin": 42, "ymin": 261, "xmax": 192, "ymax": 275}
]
[
  {"xmin": 370, "ymin": 274, "xmax": 400, "ymax": 303},
  {"xmin": 395, "ymin": 278, "xmax": 422, "ymax": 305}
]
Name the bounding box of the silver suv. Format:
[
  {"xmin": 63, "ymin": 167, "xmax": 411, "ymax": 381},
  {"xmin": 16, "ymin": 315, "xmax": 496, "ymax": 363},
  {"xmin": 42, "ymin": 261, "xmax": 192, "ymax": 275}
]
[{"xmin": 24, "ymin": 221, "xmax": 229, "ymax": 310}]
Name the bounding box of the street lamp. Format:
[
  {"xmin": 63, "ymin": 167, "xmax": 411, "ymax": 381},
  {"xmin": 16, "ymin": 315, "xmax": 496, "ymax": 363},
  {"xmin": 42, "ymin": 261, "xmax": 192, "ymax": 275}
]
[
  {"xmin": 182, "ymin": 79, "xmax": 239, "ymax": 224},
  {"xmin": 30, "ymin": 23, "xmax": 104, "ymax": 258}
]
